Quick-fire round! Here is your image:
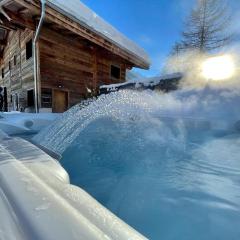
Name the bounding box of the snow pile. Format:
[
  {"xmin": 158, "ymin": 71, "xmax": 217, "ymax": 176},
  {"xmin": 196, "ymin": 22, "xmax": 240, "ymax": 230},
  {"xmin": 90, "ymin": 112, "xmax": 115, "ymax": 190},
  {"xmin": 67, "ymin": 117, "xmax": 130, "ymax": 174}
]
[
  {"xmin": 0, "ymin": 112, "xmax": 60, "ymax": 135},
  {"xmin": 0, "ymin": 129, "xmax": 9, "ymax": 140},
  {"xmin": 137, "ymin": 73, "xmax": 182, "ymax": 86}
]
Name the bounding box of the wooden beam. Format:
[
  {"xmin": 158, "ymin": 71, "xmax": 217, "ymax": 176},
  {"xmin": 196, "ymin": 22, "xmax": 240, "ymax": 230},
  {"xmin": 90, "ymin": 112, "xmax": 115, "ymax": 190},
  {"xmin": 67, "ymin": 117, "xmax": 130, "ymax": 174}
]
[
  {"xmin": 92, "ymin": 47, "xmax": 97, "ymax": 90},
  {"xmin": 18, "ymin": 7, "xmax": 30, "ymax": 13},
  {"xmin": 0, "ymin": 0, "xmax": 15, "ymax": 8},
  {"xmin": 14, "ymin": 0, "xmax": 40, "ymax": 14},
  {"xmin": 4, "ymin": 8, "xmax": 35, "ymax": 30},
  {"xmin": 0, "ymin": 22, "xmax": 16, "ymax": 30}
]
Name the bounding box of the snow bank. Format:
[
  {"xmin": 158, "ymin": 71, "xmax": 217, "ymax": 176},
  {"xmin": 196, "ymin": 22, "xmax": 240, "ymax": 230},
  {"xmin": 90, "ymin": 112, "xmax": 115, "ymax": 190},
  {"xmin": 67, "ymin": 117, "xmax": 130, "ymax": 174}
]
[
  {"xmin": 0, "ymin": 113, "xmax": 60, "ymax": 135},
  {"xmin": 0, "ymin": 129, "xmax": 9, "ymax": 140},
  {"xmin": 0, "ymin": 137, "xmax": 147, "ymax": 240}
]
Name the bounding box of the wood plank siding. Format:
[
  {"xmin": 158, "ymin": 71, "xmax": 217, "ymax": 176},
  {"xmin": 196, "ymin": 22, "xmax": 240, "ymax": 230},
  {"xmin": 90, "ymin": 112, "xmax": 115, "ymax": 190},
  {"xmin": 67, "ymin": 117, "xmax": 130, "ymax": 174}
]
[
  {"xmin": 0, "ymin": 29, "xmax": 34, "ymax": 111},
  {"xmin": 39, "ymin": 27, "xmax": 127, "ymax": 108}
]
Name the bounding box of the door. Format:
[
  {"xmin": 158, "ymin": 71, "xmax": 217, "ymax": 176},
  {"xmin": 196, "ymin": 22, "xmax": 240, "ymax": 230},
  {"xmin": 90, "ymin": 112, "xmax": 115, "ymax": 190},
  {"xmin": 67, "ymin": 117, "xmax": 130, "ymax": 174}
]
[{"xmin": 53, "ymin": 90, "xmax": 68, "ymax": 113}]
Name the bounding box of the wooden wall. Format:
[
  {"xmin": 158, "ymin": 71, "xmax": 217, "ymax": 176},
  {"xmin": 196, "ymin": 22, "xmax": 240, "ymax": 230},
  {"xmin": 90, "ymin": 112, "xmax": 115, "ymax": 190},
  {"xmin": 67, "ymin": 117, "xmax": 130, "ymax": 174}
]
[
  {"xmin": 0, "ymin": 29, "xmax": 34, "ymax": 111},
  {"xmin": 0, "ymin": 26, "xmax": 130, "ymax": 112},
  {"xmin": 39, "ymin": 27, "xmax": 128, "ymax": 108}
]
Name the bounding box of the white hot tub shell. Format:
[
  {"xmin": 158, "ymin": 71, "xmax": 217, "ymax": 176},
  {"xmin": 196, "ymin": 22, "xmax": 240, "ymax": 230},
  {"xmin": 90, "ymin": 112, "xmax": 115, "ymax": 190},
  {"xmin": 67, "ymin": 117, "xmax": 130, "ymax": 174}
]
[{"xmin": 0, "ymin": 131, "xmax": 147, "ymax": 240}]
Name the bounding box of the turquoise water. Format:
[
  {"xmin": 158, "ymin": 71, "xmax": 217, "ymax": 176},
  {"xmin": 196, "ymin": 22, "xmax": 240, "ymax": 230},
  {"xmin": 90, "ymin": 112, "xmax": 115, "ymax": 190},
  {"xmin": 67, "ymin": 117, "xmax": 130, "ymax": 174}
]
[
  {"xmin": 60, "ymin": 116, "xmax": 240, "ymax": 240},
  {"xmin": 34, "ymin": 89, "xmax": 240, "ymax": 239}
]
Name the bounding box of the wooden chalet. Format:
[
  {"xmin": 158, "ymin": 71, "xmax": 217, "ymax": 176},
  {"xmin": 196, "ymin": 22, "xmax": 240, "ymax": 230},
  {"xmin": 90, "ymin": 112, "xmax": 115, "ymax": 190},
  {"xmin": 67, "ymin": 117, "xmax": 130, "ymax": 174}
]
[{"xmin": 0, "ymin": 0, "xmax": 150, "ymax": 113}]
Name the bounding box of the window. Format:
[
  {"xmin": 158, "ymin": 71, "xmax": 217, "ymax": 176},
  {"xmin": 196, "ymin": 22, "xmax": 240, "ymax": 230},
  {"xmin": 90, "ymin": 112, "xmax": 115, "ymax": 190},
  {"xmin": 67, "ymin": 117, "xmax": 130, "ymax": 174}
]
[
  {"xmin": 1, "ymin": 68, "xmax": 4, "ymax": 79},
  {"xmin": 26, "ymin": 39, "xmax": 33, "ymax": 60},
  {"xmin": 27, "ymin": 89, "xmax": 34, "ymax": 107},
  {"xmin": 14, "ymin": 55, "xmax": 17, "ymax": 66},
  {"xmin": 41, "ymin": 88, "xmax": 52, "ymax": 108},
  {"xmin": 111, "ymin": 65, "xmax": 121, "ymax": 80},
  {"xmin": 3, "ymin": 87, "xmax": 7, "ymax": 112}
]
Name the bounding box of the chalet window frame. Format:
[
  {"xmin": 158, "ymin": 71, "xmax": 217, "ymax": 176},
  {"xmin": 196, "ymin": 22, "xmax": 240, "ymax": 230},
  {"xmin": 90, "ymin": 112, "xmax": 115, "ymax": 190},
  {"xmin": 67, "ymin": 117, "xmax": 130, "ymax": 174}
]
[
  {"xmin": 3, "ymin": 87, "xmax": 8, "ymax": 112},
  {"xmin": 26, "ymin": 39, "xmax": 33, "ymax": 60},
  {"xmin": 27, "ymin": 89, "xmax": 35, "ymax": 107},
  {"xmin": 110, "ymin": 64, "xmax": 121, "ymax": 81},
  {"xmin": 13, "ymin": 55, "xmax": 17, "ymax": 66}
]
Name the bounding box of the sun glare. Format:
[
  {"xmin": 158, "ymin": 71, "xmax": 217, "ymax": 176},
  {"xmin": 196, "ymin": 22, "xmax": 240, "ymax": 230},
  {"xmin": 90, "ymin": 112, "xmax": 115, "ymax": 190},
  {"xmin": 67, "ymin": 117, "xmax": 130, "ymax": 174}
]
[{"xmin": 201, "ymin": 55, "xmax": 235, "ymax": 81}]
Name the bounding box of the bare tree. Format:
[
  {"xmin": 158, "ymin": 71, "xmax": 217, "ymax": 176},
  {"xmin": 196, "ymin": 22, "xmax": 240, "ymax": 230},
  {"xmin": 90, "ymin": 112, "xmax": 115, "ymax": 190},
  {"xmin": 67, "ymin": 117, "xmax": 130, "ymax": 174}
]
[
  {"xmin": 170, "ymin": 42, "xmax": 185, "ymax": 56},
  {"xmin": 173, "ymin": 0, "xmax": 232, "ymax": 54}
]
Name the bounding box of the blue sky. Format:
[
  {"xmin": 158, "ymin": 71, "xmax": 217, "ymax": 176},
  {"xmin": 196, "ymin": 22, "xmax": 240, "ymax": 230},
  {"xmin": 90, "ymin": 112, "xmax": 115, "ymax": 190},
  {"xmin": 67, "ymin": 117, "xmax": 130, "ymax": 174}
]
[{"xmin": 81, "ymin": 0, "xmax": 240, "ymax": 77}]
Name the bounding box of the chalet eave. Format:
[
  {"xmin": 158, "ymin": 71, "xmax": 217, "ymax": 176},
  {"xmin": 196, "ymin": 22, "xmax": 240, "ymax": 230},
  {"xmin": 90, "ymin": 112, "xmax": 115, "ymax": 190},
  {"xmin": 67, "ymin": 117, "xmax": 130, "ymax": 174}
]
[{"xmin": 0, "ymin": 0, "xmax": 149, "ymax": 69}]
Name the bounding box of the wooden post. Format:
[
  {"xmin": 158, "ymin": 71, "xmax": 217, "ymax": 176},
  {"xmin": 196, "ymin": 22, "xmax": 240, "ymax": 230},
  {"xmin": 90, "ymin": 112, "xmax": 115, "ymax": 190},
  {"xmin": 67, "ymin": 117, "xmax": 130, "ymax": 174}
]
[{"xmin": 92, "ymin": 47, "xmax": 97, "ymax": 92}]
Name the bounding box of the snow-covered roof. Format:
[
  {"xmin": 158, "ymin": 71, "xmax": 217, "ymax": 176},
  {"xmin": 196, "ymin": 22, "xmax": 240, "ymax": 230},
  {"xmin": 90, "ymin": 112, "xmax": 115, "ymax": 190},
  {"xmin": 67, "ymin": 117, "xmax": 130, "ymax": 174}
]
[
  {"xmin": 47, "ymin": 0, "xmax": 150, "ymax": 68},
  {"xmin": 100, "ymin": 73, "xmax": 183, "ymax": 90}
]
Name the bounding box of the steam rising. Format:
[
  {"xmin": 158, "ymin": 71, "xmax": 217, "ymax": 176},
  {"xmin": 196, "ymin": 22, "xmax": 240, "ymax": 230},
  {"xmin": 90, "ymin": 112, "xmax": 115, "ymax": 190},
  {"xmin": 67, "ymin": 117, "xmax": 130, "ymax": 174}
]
[{"xmin": 163, "ymin": 46, "xmax": 240, "ymax": 90}]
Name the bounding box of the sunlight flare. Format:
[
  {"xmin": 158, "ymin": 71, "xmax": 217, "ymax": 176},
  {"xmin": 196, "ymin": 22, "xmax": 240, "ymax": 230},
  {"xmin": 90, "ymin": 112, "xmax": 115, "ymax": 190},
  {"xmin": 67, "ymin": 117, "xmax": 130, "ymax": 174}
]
[{"xmin": 201, "ymin": 55, "xmax": 235, "ymax": 81}]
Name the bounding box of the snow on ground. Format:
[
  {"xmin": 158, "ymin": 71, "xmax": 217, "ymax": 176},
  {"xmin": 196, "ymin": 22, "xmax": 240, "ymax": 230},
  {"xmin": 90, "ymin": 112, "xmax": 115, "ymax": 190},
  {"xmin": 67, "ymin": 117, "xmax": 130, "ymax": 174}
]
[{"xmin": 0, "ymin": 112, "xmax": 60, "ymax": 135}]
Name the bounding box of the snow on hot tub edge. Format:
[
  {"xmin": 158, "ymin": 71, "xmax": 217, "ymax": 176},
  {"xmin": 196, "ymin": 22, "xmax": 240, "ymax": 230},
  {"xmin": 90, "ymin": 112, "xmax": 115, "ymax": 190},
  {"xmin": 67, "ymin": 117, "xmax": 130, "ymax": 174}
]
[{"xmin": 0, "ymin": 112, "xmax": 60, "ymax": 135}]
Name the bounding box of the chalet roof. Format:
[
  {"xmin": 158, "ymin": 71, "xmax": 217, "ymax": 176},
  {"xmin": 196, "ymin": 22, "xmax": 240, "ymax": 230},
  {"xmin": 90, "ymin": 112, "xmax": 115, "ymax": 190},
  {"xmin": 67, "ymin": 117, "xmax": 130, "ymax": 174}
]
[
  {"xmin": 100, "ymin": 73, "xmax": 183, "ymax": 90},
  {"xmin": 46, "ymin": 0, "xmax": 150, "ymax": 68}
]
